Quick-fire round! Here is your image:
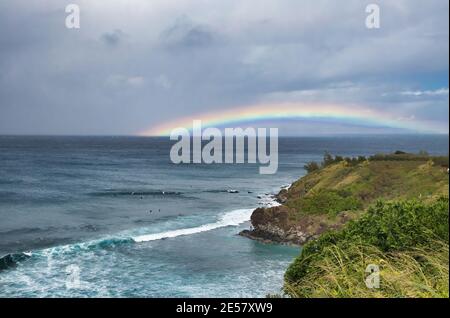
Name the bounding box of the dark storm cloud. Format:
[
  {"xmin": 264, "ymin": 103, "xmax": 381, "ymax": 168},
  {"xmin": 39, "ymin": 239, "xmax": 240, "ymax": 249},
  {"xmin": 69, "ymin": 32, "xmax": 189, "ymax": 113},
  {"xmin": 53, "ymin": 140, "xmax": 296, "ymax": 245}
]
[
  {"xmin": 100, "ymin": 29, "xmax": 125, "ymax": 47},
  {"xmin": 161, "ymin": 17, "xmax": 216, "ymax": 49},
  {"xmin": 0, "ymin": 0, "xmax": 448, "ymax": 135}
]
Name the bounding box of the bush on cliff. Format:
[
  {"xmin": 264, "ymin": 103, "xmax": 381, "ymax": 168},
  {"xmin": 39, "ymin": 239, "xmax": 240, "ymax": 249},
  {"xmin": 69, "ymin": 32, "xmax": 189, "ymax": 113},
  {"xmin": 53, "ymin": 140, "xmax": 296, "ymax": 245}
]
[
  {"xmin": 284, "ymin": 197, "xmax": 449, "ymax": 298},
  {"xmin": 304, "ymin": 161, "xmax": 320, "ymax": 173},
  {"xmin": 369, "ymin": 153, "xmax": 449, "ymax": 167},
  {"xmin": 291, "ymin": 189, "xmax": 362, "ymax": 216},
  {"xmin": 304, "ymin": 151, "xmax": 448, "ymax": 177}
]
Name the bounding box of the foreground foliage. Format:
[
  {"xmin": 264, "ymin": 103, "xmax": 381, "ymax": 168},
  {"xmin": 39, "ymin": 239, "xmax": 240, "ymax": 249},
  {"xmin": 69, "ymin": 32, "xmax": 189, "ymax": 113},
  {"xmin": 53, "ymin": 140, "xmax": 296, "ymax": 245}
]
[{"xmin": 284, "ymin": 197, "xmax": 449, "ymax": 298}]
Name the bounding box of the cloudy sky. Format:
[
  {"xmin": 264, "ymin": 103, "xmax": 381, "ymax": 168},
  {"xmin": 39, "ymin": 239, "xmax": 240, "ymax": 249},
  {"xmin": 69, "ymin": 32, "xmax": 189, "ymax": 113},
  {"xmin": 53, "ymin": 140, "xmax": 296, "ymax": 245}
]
[{"xmin": 0, "ymin": 0, "xmax": 448, "ymax": 135}]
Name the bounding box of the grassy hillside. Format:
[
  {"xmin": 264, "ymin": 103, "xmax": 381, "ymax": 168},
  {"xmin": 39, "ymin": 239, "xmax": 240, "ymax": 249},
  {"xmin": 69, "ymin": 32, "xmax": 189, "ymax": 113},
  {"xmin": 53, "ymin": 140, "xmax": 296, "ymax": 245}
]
[
  {"xmin": 278, "ymin": 152, "xmax": 449, "ymax": 298},
  {"xmin": 242, "ymin": 152, "xmax": 448, "ymax": 248},
  {"xmin": 279, "ymin": 152, "xmax": 448, "ymax": 220}
]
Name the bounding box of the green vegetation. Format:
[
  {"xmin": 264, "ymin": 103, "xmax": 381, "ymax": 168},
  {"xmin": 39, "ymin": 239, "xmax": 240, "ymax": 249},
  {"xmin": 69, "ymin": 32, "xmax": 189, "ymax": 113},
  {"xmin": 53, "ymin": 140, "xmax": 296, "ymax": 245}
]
[
  {"xmin": 289, "ymin": 152, "xmax": 449, "ymax": 218},
  {"xmin": 285, "ymin": 240, "xmax": 449, "ymax": 298},
  {"xmin": 278, "ymin": 151, "xmax": 449, "ymax": 298},
  {"xmin": 294, "ymin": 189, "xmax": 362, "ymax": 217},
  {"xmin": 304, "ymin": 161, "xmax": 320, "ymax": 173},
  {"xmin": 284, "ymin": 198, "xmax": 449, "ymax": 298},
  {"xmin": 304, "ymin": 151, "xmax": 368, "ymax": 172},
  {"xmin": 305, "ymin": 151, "xmax": 449, "ymax": 173}
]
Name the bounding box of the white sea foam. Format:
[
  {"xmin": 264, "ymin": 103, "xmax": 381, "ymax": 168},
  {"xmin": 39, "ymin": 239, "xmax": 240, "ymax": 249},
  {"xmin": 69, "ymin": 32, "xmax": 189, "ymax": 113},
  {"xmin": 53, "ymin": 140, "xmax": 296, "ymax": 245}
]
[
  {"xmin": 263, "ymin": 198, "xmax": 281, "ymax": 208},
  {"xmin": 257, "ymin": 193, "xmax": 281, "ymax": 208},
  {"xmin": 133, "ymin": 209, "xmax": 253, "ymax": 243},
  {"xmin": 8, "ymin": 209, "xmax": 254, "ymax": 257}
]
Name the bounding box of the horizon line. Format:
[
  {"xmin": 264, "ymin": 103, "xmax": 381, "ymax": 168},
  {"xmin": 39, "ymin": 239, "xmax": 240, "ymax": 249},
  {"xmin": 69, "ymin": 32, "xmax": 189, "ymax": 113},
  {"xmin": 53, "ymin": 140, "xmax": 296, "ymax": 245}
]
[{"xmin": 0, "ymin": 132, "xmax": 448, "ymax": 138}]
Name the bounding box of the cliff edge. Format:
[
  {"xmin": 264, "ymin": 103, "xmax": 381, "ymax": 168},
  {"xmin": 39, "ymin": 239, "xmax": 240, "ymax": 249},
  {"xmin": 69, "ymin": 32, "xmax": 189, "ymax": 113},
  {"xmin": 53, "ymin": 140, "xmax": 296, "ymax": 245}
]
[{"xmin": 240, "ymin": 152, "xmax": 449, "ymax": 245}]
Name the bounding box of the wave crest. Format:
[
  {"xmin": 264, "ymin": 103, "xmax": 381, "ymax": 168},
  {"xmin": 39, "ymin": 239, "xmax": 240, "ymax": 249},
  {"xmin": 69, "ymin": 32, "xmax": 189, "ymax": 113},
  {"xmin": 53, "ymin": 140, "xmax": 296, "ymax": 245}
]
[
  {"xmin": 0, "ymin": 252, "xmax": 32, "ymax": 271},
  {"xmin": 133, "ymin": 209, "xmax": 253, "ymax": 243}
]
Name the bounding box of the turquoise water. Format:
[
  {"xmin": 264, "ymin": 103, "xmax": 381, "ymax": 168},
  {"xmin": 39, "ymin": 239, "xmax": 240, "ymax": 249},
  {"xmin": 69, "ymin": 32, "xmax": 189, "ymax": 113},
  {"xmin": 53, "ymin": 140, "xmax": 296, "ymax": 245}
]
[{"xmin": 0, "ymin": 135, "xmax": 448, "ymax": 297}]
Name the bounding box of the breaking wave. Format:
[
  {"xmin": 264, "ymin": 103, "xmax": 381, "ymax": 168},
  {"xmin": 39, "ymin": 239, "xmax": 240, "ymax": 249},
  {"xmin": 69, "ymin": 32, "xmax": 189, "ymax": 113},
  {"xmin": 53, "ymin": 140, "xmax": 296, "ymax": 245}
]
[
  {"xmin": 0, "ymin": 209, "xmax": 254, "ymax": 270},
  {"xmin": 133, "ymin": 209, "xmax": 253, "ymax": 242},
  {"xmin": 0, "ymin": 252, "xmax": 32, "ymax": 271},
  {"xmin": 89, "ymin": 190, "xmax": 183, "ymax": 197}
]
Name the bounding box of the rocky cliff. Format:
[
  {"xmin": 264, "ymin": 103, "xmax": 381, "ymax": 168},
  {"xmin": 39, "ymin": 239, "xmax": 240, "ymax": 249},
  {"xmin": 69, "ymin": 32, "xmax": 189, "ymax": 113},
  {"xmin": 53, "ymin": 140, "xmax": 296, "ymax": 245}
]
[
  {"xmin": 240, "ymin": 153, "xmax": 449, "ymax": 245},
  {"xmin": 239, "ymin": 205, "xmax": 352, "ymax": 245}
]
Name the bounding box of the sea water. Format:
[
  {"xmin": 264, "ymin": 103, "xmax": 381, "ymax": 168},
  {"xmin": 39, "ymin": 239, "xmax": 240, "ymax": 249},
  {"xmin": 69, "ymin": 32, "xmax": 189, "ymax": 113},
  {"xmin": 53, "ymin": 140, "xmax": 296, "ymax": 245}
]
[{"xmin": 0, "ymin": 135, "xmax": 448, "ymax": 297}]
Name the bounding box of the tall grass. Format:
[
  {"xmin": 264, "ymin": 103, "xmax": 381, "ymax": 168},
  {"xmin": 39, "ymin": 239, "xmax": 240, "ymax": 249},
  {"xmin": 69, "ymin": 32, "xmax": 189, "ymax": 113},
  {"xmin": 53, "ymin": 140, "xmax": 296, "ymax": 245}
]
[
  {"xmin": 284, "ymin": 197, "xmax": 449, "ymax": 298},
  {"xmin": 285, "ymin": 240, "xmax": 449, "ymax": 298}
]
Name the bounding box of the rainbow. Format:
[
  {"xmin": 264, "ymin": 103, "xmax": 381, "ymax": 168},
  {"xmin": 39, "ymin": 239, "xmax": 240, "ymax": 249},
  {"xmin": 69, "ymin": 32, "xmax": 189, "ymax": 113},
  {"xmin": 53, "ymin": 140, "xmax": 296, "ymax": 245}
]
[{"xmin": 139, "ymin": 102, "xmax": 446, "ymax": 136}]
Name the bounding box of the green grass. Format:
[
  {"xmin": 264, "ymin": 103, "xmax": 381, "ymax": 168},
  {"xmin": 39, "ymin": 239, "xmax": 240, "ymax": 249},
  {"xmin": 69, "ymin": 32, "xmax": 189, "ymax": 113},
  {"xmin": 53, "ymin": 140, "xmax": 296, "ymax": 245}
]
[
  {"xmin": 285, "ymin": 241, "xmax": 449, "ymax": 298},
  {"xmin": 284, "ymin": 197, "xmax": 449, "ymax": 298},
  {"xmin": 287, "ymin": 189, "xmax": 362, "ymax": 216},
  {"xmin": 285, "ymin": 154, "xmax": 448, "ymax": 218}
]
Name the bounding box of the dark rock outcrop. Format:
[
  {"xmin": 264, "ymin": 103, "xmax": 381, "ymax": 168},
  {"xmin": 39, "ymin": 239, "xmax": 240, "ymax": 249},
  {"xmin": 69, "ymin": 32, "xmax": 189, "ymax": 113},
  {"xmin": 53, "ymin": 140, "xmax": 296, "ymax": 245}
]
[{"xmin": 239, "ymin": 205, "xmax": 352, "ymax": 246}]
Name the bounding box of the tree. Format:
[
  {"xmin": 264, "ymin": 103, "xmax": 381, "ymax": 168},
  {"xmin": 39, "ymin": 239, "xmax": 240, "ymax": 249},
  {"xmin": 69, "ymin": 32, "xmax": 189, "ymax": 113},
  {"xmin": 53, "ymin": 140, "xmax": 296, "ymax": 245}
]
[
  {"xmin": 304, "ymin": 161, "xmax": 320, "ymax": 173},
  {"xmin": 323, "ymin": 151, "xmax": 334, "ymax": 167}
]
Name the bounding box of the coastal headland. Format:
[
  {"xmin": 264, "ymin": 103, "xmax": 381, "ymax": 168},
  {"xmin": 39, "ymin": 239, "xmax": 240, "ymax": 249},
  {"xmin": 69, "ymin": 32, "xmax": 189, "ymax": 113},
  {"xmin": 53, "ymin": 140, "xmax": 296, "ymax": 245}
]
[
  {"xmin": 240, "ymin": 152, "xmax": 448, "ymax": 246},
  {"xmin": 240, "ymin": 151, "xmax": 449, "ymax": 297}
]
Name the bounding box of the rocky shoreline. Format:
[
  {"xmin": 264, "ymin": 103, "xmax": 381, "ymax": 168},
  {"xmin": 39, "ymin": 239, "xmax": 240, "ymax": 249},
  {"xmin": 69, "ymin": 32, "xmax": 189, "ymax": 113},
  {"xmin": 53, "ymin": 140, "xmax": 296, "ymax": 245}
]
[
  {"xmin": 239, "ymin": 228, "xmax": 305, "ymax": 246},
  {"xmin": 238, "ymin": 204, "xmax": 352, "ymax": 246}
]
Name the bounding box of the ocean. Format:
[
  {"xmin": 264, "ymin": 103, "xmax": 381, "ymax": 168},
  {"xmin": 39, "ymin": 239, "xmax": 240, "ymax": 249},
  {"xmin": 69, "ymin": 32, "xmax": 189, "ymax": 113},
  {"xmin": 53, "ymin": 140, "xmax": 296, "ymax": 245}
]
[{"xmin": 0, "ymin": 135, "xmax": 448, "ymax": 297}]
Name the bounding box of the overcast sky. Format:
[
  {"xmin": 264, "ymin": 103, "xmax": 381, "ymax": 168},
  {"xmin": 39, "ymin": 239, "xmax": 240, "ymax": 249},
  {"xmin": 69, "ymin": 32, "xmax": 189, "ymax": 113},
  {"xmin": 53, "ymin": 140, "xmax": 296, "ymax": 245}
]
[{"xmin": 0, "ymin": 0, "xmax": 448, "ymax": 135}]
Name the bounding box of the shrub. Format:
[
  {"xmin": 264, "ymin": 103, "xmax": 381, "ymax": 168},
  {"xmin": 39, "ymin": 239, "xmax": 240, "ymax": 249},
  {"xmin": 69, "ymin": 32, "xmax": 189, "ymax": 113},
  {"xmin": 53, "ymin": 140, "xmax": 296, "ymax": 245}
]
[
  {"xmin": 432, "ymin": 156, "xmax": 449, "ymax": 168},
  {"xmin": 295, "ymin": 189, "xmax": 362, "ymax": 216},
  {"xmin": 357, "ymin": 156, "xmax": 367, "ymax": 162},
  {"xmin": 285, "ymin": 197, "xmax": 449, "ymax": 297},
  {"xmin": 304, "ymin": 161, "xmax": 320, "ymax": 173},
  {"xmin": 368, "ymin": 152, "xmax": 448, "ymax": 166},
  {"xmin": 309, "ymin": 153, "xmax": 371, "ymax": 171},
  {"xmin": 322, "ymin": 151, "xmax": 335, "ymax": 167},
  {"xmin": 334, "ymin": 156, "xmax": 344, "ymax": 163}
]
